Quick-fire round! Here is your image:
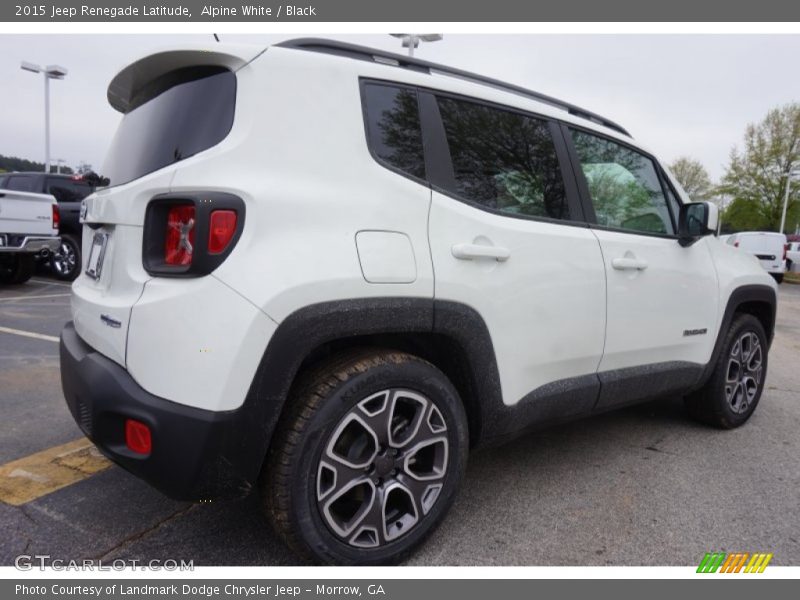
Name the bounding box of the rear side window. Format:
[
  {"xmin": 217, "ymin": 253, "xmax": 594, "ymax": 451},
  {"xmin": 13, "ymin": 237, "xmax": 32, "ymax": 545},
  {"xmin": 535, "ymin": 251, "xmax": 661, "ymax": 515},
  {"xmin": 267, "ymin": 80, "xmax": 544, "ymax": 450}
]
[
  {"xmin": 570, "ymin": 129, "xmax": 675, "ymax": 235},
  {"xmin": 46, "ymin": 178, "xmax": 93, "ymax": 202},
  {"xmin": 103, "ymin": 66, "xmax": 236, "ymax": 187},
  {"xmin": 4, "ymin": 176, "xmax": 38, "ymax": 192},
  {"xmin": 435, "ymin": 96, "xmax": 570, "ymax": 221},
  {"xmin": 363, "ymin": 83, "xmax": 426, "ymax": 181}
]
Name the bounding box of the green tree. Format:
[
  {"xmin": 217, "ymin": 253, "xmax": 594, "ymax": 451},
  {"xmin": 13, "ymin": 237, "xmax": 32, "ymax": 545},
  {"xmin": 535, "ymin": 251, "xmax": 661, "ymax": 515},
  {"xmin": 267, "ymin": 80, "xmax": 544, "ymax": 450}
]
[
  {"xmin": 718, "ymin": 103, "xmax": 800, "ymax": 232},
  {"xmin": 669, "ymin": 157, "xmax": 713, "ymax": 202}
]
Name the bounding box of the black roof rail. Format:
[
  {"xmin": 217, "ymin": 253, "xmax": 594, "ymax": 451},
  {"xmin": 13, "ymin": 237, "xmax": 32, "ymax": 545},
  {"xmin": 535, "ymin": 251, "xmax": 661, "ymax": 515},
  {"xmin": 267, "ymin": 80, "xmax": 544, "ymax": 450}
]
[{"xmin": 275, "ymin": 38, "xmax": 631, "ymax": 138}]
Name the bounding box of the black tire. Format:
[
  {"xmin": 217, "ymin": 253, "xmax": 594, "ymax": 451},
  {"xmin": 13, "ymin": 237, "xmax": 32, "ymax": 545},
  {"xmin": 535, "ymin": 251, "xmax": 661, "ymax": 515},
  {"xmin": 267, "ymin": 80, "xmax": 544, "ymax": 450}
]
[
  {"xmin": 50, "ymin": 234, "xmax": 80, "ymax": 281},
  {"xmin": 685, "ymin": 314, "xmax": 768, "ymax": 429},
  {"xmin": 0, "ymin": 254, "xmax": 35, "ymax": 284},
  {"xmin": 771, "ymin": 273, "xmax": 784, "ymax": 284},
  {"xmin": 263, "ymin": 349, "xmax": 469, "ymax": 565}
]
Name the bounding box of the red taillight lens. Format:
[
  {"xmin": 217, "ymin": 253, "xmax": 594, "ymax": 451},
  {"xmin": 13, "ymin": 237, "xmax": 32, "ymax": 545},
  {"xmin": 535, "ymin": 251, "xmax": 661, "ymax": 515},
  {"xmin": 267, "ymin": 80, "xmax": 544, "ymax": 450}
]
[
  {"xmin": 208, "ymin": 210, "xmax": 237, "ymax": 254},
  {"xmin": 125, "ymin": 419, "xmax": 152, "ymax": 455},
  {"xmin": 164, "ymin": 205, "xmax": 195, "ymax": 266},
  {"xmin": 52, "ymin": 204, "xmax": 60, "ymax": 230}
]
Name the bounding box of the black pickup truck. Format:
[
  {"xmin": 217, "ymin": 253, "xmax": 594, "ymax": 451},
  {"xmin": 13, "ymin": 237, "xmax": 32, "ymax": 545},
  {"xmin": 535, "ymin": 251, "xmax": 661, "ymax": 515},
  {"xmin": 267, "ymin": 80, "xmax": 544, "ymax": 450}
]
[{"xmin": 0, "ymin": 172, "xmax": 94, "ymax": 280}]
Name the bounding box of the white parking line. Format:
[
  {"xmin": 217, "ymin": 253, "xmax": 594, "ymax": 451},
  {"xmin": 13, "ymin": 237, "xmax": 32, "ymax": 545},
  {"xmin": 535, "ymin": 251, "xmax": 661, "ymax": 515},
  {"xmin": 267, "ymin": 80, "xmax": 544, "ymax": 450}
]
[
  {"xmin": 0, "ymin": 293, "xmax": 71, "ymax": 302},
  {"xmin": 30, "ymin": 279, "xmax": 73, "ymax": 288},
  {"xmin": 0, "ymin": 326, "xmax": 59, "ymax": 343}
]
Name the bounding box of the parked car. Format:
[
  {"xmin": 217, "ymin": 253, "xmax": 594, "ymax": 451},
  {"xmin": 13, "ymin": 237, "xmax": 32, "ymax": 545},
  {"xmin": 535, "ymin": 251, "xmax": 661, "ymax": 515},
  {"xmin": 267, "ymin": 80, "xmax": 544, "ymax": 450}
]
[
  {"xmin": 60, "ymin": 39, "xmax": 778, "ymax": 565},
  {"xmin": 786, "ymin": 241, "xmax": 800, "ymax": 272},
  {"xmin": 725, "ymin": 231, "xmax": 788, "ymax": 283},
  {"xmin": 0, "ymin": 172, "xmax": 95, "ymax": 280},
  {"xmin": 0, "ymin": 188, "xmax": 60, "ymax": 283}
]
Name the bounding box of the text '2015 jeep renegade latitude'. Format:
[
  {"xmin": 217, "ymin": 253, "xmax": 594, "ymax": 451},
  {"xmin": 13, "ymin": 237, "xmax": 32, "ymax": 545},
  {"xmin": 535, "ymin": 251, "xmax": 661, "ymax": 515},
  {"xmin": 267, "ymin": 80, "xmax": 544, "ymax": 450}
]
[{"xmin": 60, "ymin": 39, "xmax": 778, "ymax": 565}]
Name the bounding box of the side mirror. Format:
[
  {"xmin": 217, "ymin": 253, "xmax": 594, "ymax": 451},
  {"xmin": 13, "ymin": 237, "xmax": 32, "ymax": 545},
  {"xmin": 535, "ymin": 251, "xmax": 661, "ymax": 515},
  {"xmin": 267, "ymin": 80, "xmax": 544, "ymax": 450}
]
[{"xmin": 678, "ymin": 201, "xmax": 718, "ymax": 247}]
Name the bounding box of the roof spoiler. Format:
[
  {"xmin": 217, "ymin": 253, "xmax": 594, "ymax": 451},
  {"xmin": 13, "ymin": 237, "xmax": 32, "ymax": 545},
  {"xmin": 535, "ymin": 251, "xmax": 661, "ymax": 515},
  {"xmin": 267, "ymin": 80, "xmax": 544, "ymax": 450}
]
[{"xmin": 107, "ymin": 45, "xmax": 266, "ymax": 113}]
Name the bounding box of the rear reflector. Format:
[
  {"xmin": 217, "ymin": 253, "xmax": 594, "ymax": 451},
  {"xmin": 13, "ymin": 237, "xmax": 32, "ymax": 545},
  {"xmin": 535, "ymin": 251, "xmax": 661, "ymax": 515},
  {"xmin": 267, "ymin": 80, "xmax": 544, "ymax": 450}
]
[
  {"xmin": 52, "ymin": 204, "xmax": 60, "ymax": 230},
  {"xmin": 208, "ymin": 210, "xmax": 237, "ymax": 254},
  {"xmin": 165, "ymin": 205, "xmax": 195, "ymax": 265},
  {"xmin": 125, "ymin": 419, "xmax": 152, "ymax": 455}
]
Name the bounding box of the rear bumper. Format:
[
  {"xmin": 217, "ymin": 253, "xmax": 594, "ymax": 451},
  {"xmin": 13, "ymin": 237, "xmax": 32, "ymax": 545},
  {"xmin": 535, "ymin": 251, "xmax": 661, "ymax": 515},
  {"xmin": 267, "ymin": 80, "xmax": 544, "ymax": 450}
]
[
  {"xmin": 0, "ymin": 235, "xmax": 60, "ymax": 254},
  {"xmin": 59, "ymin": 321, "xmax": 264, "ymax": 500}
]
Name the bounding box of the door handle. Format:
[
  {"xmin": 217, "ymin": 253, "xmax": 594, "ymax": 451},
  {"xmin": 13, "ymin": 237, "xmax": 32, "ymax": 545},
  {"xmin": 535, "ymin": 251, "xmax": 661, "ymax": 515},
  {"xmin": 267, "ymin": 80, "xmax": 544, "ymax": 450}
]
[
  {"xmin": 612, "ymin": 257, "xmax": 648, "ymax": 271},
  {"xmin": 452, "ymin": 243, "xmax": 511, "ymax": 262}
]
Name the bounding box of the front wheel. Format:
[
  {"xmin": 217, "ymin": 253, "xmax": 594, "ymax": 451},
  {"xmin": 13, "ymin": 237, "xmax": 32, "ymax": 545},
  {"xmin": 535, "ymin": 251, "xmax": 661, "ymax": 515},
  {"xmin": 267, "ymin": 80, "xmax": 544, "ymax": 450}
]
[
  {"xmin": 263, "ymin": 349, "xmax": 468, "ymax": 565},
  {"xmin": 685, "ymin": 314, "xmax": 768, "ymax": 429}
]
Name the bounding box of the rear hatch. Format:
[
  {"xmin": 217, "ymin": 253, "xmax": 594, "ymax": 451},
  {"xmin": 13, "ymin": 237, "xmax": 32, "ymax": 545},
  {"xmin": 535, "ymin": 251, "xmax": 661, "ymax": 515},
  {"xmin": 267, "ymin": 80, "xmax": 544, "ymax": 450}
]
[{"xmin": 72, "ymin": 44, "xmax": 264, "ymax": 367}]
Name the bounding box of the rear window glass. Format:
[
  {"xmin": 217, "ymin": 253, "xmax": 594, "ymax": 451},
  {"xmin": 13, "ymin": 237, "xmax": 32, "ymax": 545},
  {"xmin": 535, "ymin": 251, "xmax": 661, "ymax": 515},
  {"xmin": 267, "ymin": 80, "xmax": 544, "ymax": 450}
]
[
  {"xmin": 103, "ymin": 67, "xmax": 236, "ymax": 187},
  {"xmin": 4, "ymin": 176, "xmax": 38, "ymax": 192},
  {"xmin": 436, "ymin": 96, "xmax": 570, "ymax": 221},
  {"xmin": 363, "ymin": 83, "xmax": 426, "ymax": 181}
]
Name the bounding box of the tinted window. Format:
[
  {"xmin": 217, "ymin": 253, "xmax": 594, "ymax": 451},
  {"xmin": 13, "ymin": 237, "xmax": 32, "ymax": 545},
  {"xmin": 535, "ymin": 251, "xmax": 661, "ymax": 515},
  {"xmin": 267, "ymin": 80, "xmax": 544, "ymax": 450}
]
[
  {"xmin": 4, "ymin": 176, "xmax": 38, "ymax": 193},
  {"xmin": 363, "ymin": 84, "xmax": 425, "ymax": 180},
  {"xmin": 436, "ymin": 96, "xmax": 570, "ymax": 220},
  {"xmin": 571, "ymin": 129, "xmax": 674, "ymax": 235},
  {"xmin": 46, "ymin": 178, "xmax": 93, "ymax": 202},
  {"xmin": 103, "ymin": 67, "xmax": 236, "ymax": 187}
]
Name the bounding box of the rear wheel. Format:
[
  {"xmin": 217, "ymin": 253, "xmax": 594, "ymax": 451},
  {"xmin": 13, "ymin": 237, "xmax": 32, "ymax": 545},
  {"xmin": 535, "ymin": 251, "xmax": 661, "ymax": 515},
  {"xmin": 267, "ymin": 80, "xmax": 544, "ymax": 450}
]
[
  {"xmin": 685, "ymin": 314, "xmax": 767, "ymax": 429},
  {"xmin": 0, "ymin": 254, "xmax": 35, "ymax": 284},
  {"xmin": 263, "ymin": 349, "xmax": 468, "ymax": 565},
  {"xmin": 50, "ymin": 234, "xmax": 80, "ymax": 281}
]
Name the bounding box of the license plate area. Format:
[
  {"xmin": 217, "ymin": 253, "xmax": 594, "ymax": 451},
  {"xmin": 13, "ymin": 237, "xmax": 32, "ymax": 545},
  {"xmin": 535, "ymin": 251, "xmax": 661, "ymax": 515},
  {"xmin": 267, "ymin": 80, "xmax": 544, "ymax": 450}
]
[{"xmin": 85, "ymin": 232, "xmax": 108, "ymax": 280}]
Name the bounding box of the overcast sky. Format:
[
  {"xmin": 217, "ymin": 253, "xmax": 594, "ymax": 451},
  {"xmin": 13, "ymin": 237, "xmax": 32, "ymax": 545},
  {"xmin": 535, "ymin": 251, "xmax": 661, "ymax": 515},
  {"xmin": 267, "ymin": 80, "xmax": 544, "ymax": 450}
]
[{"xmin": 1, "ymin": 34, "xmax": 799, "ymax": 180}]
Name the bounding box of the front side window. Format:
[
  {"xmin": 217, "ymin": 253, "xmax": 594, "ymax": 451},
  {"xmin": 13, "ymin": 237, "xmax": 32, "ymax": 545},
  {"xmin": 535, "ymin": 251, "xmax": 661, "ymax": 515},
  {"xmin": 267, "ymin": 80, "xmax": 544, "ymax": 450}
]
[
  {"xmin": 570, "ymin": 129, "xmax": 675, "ymax": 235},
  {"xmin": 363, "ymin": 83, "xmax": 426, "ymax": 181},
  {"xmin": 436, "ymin": 96, "xmax": 570, "ymax": 221}
]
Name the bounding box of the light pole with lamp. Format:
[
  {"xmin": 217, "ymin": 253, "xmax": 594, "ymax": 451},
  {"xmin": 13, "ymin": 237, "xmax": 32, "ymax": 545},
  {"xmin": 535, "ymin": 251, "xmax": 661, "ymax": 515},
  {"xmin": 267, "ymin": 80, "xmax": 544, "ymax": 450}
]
[
  {"xmin": 390, "ymin": 34, "xmax": 443, "ymax": 57},
  {"xmin": 779, "ymin": 169, "xmax": 800, "ymax": 235},
  {"xmin": 20, "ymin": 62, "xmax": 68, "ymax": 174}
]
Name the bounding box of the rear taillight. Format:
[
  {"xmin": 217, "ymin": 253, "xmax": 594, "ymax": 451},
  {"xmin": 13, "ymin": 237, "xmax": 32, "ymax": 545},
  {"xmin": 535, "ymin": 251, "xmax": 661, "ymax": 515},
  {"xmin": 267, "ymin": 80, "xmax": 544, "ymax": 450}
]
[
  {"xmin": 208, "ymin": 210, "xmax": 237, "ymax": 254},
  {"xmin": 164, "ymin": 205, "xmax": 195, "ymax": 266},
  {"xmin": 143, "ymin": 193, "xmax": 245, "ymax": 277},
  {"xmin": 52, "ymin": 204, "xmax": 60, "ymax": 230}
]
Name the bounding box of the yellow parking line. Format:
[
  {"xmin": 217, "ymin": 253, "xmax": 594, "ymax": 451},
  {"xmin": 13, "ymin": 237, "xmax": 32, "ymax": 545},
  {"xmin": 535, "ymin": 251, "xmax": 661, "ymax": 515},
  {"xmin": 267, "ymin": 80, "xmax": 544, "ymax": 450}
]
[
  {"xmin": 0, "ymin": 326, "xmax": 59, "ymax": 343},
  {"xmin": 0, "ymin": 438, "xmax": 111, "ymax": 506}
]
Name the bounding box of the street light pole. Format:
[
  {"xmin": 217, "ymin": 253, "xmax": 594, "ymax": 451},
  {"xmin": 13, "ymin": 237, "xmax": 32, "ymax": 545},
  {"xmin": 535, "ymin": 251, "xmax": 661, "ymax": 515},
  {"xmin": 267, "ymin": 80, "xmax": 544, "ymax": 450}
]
[
  {"xmin": 20, "ymin": 62, "xmax": 68, "ymax": 174},
  {"xmin": 779, "ymin": 172, "xmax": 797, "ymax": 235}
]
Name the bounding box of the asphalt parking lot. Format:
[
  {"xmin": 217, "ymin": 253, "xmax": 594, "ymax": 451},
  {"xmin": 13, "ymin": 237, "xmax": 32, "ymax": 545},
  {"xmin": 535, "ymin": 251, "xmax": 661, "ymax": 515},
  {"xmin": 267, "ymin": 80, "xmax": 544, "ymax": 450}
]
[{"xmin": 0, "ymin": 276, "xmax": 798, "ymax": 566}]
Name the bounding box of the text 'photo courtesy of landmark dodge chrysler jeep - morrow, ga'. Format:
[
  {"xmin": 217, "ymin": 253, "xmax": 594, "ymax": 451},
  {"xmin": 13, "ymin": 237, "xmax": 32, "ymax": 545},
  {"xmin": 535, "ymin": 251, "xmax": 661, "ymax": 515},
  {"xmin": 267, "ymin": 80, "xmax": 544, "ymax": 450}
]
[{"xmin": 60, "ymin": 39, "xmax": 778, "ymax": 565}]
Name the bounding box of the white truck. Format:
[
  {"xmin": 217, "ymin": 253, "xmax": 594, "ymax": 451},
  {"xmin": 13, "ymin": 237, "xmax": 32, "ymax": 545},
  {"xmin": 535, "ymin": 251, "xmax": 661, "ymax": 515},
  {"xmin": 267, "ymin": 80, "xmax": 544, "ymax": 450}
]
[{"xmin": 0, "ymin": 188, "xmax": 61, "ymax": 284}]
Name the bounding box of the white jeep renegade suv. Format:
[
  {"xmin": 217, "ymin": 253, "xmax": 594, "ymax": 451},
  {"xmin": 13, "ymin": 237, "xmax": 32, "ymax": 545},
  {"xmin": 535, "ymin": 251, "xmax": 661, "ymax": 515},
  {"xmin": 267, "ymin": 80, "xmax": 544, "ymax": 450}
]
[{"xmin": 60, "ymin": 39, "xmax": 778, "ymax": 565}]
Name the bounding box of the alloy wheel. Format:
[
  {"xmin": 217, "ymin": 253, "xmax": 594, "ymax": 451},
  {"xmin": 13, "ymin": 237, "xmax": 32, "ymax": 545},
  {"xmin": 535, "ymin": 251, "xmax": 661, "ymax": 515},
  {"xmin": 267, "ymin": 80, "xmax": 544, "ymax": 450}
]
[
  {"xmin": 316, "ymin": 389, "xmax": 449, "ymax": 548},
  {"xmin": 725, "ymin": 331, "xmax": 763, "ymax": 414},
  {"xmin": 51, "ymin": 241, "xmax": 77, "ymax": 277}
]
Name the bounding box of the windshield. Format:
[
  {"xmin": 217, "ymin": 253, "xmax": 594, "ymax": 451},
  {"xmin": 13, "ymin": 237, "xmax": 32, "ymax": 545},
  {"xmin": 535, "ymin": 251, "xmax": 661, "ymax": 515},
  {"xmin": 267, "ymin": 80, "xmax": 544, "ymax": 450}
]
[{"xmin": 103, "ymin": 66, "xmax": 236, "ymax": 187}]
